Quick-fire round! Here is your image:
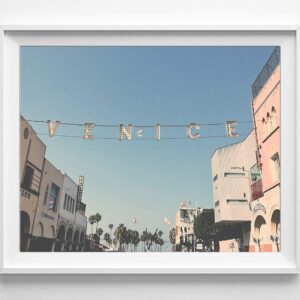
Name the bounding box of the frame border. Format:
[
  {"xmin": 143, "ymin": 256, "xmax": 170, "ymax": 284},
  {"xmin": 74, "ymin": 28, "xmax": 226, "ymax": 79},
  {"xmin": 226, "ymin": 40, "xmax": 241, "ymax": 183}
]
[{"xmin": 0, "ymin": 26, "xmax": 299, "ymax": 274}]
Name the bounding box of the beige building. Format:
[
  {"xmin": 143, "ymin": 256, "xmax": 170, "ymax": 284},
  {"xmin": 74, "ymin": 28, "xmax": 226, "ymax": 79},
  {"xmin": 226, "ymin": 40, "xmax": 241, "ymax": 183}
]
[
  {"xmin": 20, "ymin": 116, "xmax": 46, "ymax": 251},
  {"xmin": 20, "ymin": 116, "xmax": 87, "ymax": 252},
  {"xmin": 30, "ymin": 159, "xmax": 64, "ymax": 251},
  {"xmin": 55, "ymin": 174, "xmax": 87, "ymax": 251}
]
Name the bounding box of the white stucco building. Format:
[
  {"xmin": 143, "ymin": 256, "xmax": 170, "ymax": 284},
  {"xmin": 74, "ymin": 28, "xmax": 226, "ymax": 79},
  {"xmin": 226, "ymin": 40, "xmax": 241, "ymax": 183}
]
[
  {"xmin": 211, "ymin": 131, "xmax": 257, "ymax": 222},
  {"xmin": 175, "ymin": 202, "xmax": 203, "ymax": 252},
  {"xmin": 211, "ymin": 131, "xmax": 259, "ymax": 251}
]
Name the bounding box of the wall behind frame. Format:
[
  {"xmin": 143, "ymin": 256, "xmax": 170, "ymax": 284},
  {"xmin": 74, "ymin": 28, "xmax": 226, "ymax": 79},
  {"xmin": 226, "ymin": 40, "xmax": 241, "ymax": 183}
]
[{"xmin": 0, "ymin": 274, "xmax": 300, "ymax": 300}]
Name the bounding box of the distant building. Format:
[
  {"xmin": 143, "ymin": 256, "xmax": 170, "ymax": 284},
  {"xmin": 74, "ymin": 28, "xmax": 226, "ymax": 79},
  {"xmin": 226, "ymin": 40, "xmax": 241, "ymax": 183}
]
[
  {"xmin": 249, "ymin": 47, "xmax": 280, "ymax": 252},
  {"xmin": 211, "ymin": 132, "xmax": 258, "ymax": 251},
  {"xmin": 55, "ymin": 174, "xmax": 87, "ymax": 251},
  {"xmin": 175, "ymin": 202, "xmax": 203, "ymax": 252}
]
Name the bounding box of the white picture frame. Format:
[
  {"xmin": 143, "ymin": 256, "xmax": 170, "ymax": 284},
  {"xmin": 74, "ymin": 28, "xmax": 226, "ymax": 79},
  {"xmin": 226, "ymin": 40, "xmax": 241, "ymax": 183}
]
[{"xmin": 0, "ymin": 26, "xmax": 299, "ymax": 274}]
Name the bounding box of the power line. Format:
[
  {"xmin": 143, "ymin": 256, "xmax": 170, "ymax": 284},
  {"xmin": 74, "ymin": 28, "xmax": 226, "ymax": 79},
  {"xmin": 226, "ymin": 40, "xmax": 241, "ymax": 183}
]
[
  {"xmin": 28, "ymin": 118, "xmax": 262, "ymax": 141},
  {"xmin": 36, "ymin": 132, "xmax": 253, "ymax": 140},
  {"xmin": 27, "ymin": 119, "xmax": 256, "ymax": 128}
]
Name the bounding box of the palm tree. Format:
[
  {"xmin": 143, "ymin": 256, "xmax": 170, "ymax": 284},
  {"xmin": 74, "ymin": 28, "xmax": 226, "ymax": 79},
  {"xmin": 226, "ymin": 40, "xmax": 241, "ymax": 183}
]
[
  {"xmin": 108, "ymin": 224, "xmax": 113, "ymax": 237},
  {"xmin": 157, "ymin": 238, "xmax": 164, "ymax": 252},
  {"xmin": 104, "ymin": 232, "xmax": 112, "ymax": 247},
  {"xmin": 169, "ymin": 228, "xmax": 176, "ymax": 249},
  {"xmin": 88, "ymin": 215, "xmax": 96, "ymax": 234},
  {"xmin": 132, "ymin": 230, "xmax": 140, "ymax": 252},
  {"xmin": 125, "ymin": 229, "xmax": 134, "ymax": 252},
  {"xmin": 112, "ymin": 238, "xmax": 118, "ymax": 251},
  {"xmin": 157, "ymin": 230, "xmax": 163, "ymax": 251},
  {"xmin": 96, "ymin": 228, "xmax": 103, "ymax": 244},
  {"xmin": 114, "ymin": 224, "xmax": 127, "ymax": 251},
  {"xmin": 140, "ymin": 229, "xmax": 157, "ymax": 252},
  {"xmin": 94, "ymin": 213, "xmax": 102, "ymax": 231},
  {"xmin": 140, "ymin": 229, "xmax": 164, "ymax": 252}
]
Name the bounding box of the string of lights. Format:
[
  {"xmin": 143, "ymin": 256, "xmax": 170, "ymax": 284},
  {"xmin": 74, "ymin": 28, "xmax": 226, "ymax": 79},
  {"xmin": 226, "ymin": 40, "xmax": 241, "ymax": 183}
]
[
  {"xmin": 26, "ymin": 118, "xmax": 263, "ymax": 141},
  {"xmin": 36, "ymin": 132, "xmax": 256, "ymax": 140},
  {"xmin": 28, "ymin": 119, "xmax": 256, "ymax": 128}
]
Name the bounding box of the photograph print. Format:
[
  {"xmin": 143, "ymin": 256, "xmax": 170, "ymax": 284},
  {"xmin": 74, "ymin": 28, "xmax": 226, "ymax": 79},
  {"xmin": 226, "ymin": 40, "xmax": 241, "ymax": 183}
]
[{"xmin": 20, "ymin": 46, "xmax": 281, "ymax": 253}]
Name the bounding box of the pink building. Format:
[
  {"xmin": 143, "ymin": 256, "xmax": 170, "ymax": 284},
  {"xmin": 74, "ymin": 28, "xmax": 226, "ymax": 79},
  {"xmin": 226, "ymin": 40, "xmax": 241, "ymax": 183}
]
[{"xmin": 249, "ymin": 47, "xmax": 281, "ymax": 252}]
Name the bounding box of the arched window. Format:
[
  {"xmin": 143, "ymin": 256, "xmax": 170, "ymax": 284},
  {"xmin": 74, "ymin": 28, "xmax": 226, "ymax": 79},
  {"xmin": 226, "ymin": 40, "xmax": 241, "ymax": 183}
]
[
  {"xmin": 254, "ymin": 215, "xmax": 267, "ymax": 252},
  {"xmin": 262, "ymin": 118, "xmax": 267, "ymax": 136},
  {"xmin": 271, "ymin": 106, "xmax": 278, "ymax": 128},
  {"xmin": 36, "ymin": 222, "xmax": 44, "ymax": 237},
  {"xmin": 271, "ymin": 209, "xmax": 280, "ymax": 252}
]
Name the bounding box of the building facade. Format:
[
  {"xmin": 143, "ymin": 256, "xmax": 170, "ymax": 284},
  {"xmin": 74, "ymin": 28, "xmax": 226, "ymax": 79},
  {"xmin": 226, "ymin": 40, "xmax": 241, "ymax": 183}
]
[
  {"xmin": 249, "ymin": 47, "xmax": 281, "ymax": 252},
  {"xmin": 211, "ymin": 131, "xmax": 257, "ymax": 222},
  {"xmin": 175, "ymin": 202, "xmax": 203, "ymax": 252},
  {"xmin": 30, "ymin": 159, "xmax": 64, "ymax": 251},
  {"xmin": 20, "ymin": 116, "xmax": 88, "ymax": 252},
  {"xmin": 20, "ymin": 116, "xmax": 46, "ymax": 251},
  {"xmin": 55, "ymin": 174, "xmax": 87, "ymax": 252},
  {"xmin": 211, "ymin": 132, "xmax": 258, "ymax": 251}
]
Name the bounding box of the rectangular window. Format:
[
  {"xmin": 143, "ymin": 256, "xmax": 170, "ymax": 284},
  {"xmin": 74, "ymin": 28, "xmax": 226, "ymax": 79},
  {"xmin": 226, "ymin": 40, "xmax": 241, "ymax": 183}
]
[
  {"xmin": 48, "ymin": 183, "xmax": 59, "ymax": 211},
  {"xmin": 214, "ymin": 200, "xmax": 220, "ymax": 207},
  {"xmin": 213, "ymin": 175, "xmax": 218, "ymax": 182},
  {"xmin": 271, "ymin": 153, "xmax": 280, "ymax": 181},
  {"xmin": 22, "ymin": 165, "xmax": 34, "ymax": 191},
  {"xmin": 180, "ymin": 209, "xmax": 189, "ymax": 219},
  {"xmin": 43, "ymin": 184, "xmax": 49, "ymax": 205},
  {"xmin": 224, "ymin": 172, "xmax": 245, "ymax": 177},
  {"xmin": 67, "ymin": 195, "xmax": 71, "ymax": 211},
  {"xmin": 69, "ymin": 196, "xmax": 72, "ymax": 212},
  {"xmin": 250, "ymin": 164, "xmax": 261, "ymax": 183},
  {"xmin": 63, "ymin": 194, "xmax": 67, "ymax": 209},
  {"xmin": 226, "ymin": 199, "xmax": 248, "ymax": 205},
  {"xmin": 71, "ymin": 198, "xmax": 75, "ymax": 213}
]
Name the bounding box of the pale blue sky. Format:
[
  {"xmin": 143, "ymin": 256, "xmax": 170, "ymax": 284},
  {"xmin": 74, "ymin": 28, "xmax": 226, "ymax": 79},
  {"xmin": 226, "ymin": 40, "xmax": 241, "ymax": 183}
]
[{"xmin": 20, "ymin": 46, "xmax": 275, "ymax": 237}]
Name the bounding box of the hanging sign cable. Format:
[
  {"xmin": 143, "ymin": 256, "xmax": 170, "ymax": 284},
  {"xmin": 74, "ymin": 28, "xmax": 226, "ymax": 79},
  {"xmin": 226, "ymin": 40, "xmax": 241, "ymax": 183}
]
[{"xmin": 26, "ymin": 119, "xmax": 260, "ymax": 141}]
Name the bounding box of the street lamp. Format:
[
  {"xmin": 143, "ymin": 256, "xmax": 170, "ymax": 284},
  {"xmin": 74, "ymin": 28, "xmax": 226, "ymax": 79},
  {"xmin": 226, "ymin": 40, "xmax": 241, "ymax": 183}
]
[
  {"xmin": 252, "ymin": 236, "xmax": 262, "ymax": 252},
  {"xmin": 270, "ymin": 235, "xmax": 280, "ymax": 252}
]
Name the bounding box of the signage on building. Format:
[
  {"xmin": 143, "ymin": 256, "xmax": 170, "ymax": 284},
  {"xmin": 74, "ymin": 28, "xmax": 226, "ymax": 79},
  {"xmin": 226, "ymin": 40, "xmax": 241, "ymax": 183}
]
[
  {"xmin": 76, "ymin": 175, "xmax": 84, "ymax": 211},
  {"xmin": 43, "ymin": 120, "xmax": 240, "ymax": 141},
  {"xmin": 196, "ymin": 244, "xmax": 203, "ymax": 250},
  {"xmin": 252, "ymin": 203, "xmax": 266, "ymax": 215}
]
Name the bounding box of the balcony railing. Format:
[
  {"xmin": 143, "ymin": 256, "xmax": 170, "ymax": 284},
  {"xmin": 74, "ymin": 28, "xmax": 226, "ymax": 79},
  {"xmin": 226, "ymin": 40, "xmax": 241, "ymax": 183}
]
[
  {"xmin": 252, "ymin": 47, "xmax": 280, "ymax": 98},
  {"xmin": 251, "ymin": 179, "xmax": 263, "ymax": 201}
]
